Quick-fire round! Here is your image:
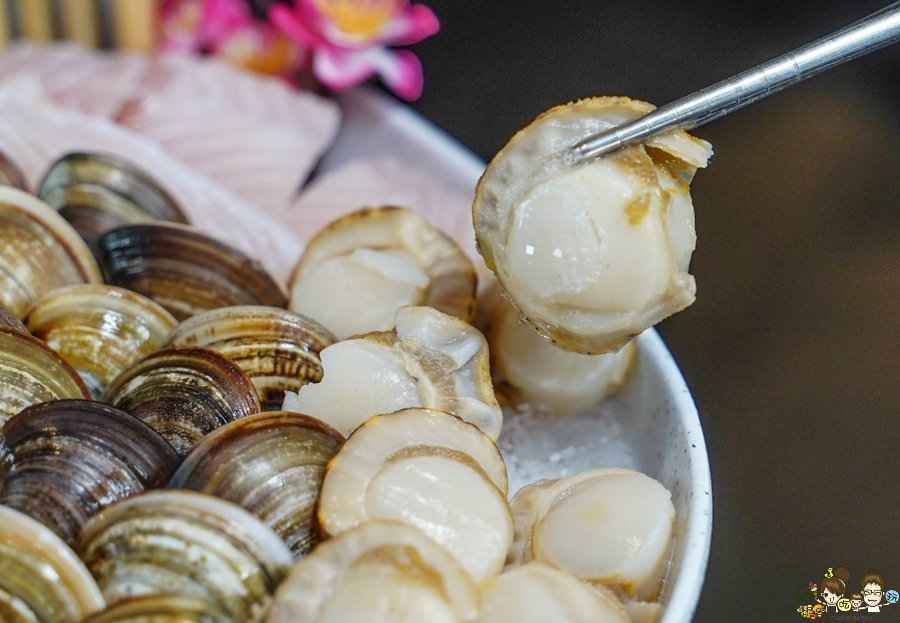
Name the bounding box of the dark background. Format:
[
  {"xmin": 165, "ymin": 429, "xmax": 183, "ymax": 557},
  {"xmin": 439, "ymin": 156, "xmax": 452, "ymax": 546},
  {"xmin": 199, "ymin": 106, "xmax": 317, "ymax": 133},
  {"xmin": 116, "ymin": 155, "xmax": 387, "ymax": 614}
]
[{"xmin": 407, "ymin": 1, "xmax": 900, "ymax": 620}]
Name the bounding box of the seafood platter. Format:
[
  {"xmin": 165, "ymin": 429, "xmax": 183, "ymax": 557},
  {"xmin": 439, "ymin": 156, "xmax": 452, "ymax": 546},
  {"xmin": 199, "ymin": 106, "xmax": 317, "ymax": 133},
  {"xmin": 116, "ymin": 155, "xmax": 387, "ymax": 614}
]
[{"xmin": 0, "ymin": 41, "xmax": 711, "ymax": 623}]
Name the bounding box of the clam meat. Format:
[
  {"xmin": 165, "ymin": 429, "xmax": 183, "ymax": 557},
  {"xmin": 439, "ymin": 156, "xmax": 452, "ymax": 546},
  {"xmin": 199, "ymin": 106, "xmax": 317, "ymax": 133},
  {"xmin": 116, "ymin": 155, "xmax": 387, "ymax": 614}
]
[
  {"xmin": 476, "ymin": 561, "xmax": 630, "ymax": 623},
  {"xmin": 289, "ymin": 206, "xmax": 476, "ymax": 340},
  {"xmin": 484, "ymin": 283, "xmax": 635, "ymax": 416},
  {"xmin": 473, "ymin": 96, "xmax": 711, "ymax": 354},
  {"xmin": 170, "ymin": 411, "xmax": 344, "ymax": 556},
  {"xmin": 318, "ymin": 408, "xmax": 512, "ymax": 584},
  {"xmin": 507, "ymin": 467, "xmax": 675, "ymax": 601},
  {"xmin": 283, "ymin": 306, "xmax": 502, "ymax": 439},
  {"xmin": 266, "ymin": 520, "xmax": 479, "ymax": 623}
]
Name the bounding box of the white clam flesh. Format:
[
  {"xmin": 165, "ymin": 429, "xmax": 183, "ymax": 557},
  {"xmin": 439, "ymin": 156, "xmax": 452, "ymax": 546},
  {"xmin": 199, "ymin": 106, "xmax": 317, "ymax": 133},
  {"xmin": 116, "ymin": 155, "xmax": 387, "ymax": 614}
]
[
  {"xmin": 283, "ymin": 306, "xmax": 502, "ymax": 440},
  {"xmin": 485, "ymin": 283, "xmax": 636, "ymax": 415},
  {"xmin": 265, "ymin": 520, "xmax": 479, "ymax": 623},
  {"xmin": 477, "ymin": 561, "xmax": 630, "ymax": 623},
  {"xmin": 289, "ymin": 207, "xmax": 476, "ymax": 340},
  {"xmin": 473, "ymin": 96, "xmax": 711, "ymax": 354},
  {"xmin": 507, "ymin": 467, "xmax": 675, "ymax": 601},
  {"xmin": 317, "ymin": 408, "xmax": 512, "ymax": 585}
]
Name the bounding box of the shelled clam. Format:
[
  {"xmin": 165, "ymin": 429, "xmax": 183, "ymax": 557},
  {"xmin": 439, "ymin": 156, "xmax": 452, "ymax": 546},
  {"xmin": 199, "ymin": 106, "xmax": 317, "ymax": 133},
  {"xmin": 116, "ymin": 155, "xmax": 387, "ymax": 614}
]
[
  {"xmin": 0, "ymin": 505, "xmax": 105, "ymax": 623},
  {"xmin": 476, "ymin": 562, "xmax": 630, "ymax": 623},
  {"xmin": 483, "ymin": 284, "xmax": 636, "ymax": 416},
  {"xmin": 473, "ymin": 96, "xmax": 711, "ymax": 354},
  {"xmin": 25, "ymin": 284, "xmax": 178, "ymax": 398},
  {"xmin": 284, "ymin": 306, "xmax": 502, "ymax": 439},
  {"xmin": 38, "ymin": 152, "xmax": 189, "ymax": 257},
  {"xmin": 0, "ymin": 300, "xmax": 27, "ymax": 332},
  {"xmin": 0, "ymin": 325, "xmax": 90, "ymax": 427},
  {"xmin": 0, "ymin": 399, "xmax": 180, "ymax": 544},
  {"xmin": 170, "ymin": 411, "xmax": 344, "ymax": 556},
  {"xmin": 266, "ymin": 521, "xmax": 479, "ymax": 623},
  {"xmin": 97, "ymin": 222, "xmax": 289, "ymax": 321},
  {"xmin": 102, "ymin": 346, "xmax": 261, "ymax": 455},
  {"xmin": 168, "ymin": 306, "xmax": 335, "ymax": 411},
  {"xmin": 318, "ymin": 408, "xmax": 512, "ymax": 585},
  {"xmin": 76, "ymin": 491, "xmax": 294, "ymax": 623},
  {"xmin": 507, "ymin": 467, "xmax": 675, "ymax": 602},
  {"xmin": 289, "ymin": 206, "xmax": 477, "ymax": 339},
  {"xmin": 0, "ymin": 186, "xmax": 102, "ymax": 318}
]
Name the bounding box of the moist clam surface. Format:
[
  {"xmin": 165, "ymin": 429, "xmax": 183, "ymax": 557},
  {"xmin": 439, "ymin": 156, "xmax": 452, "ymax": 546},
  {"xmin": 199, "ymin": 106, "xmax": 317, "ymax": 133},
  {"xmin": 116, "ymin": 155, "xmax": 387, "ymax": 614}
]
[{"xmin": 473, "ymin": 96, "xmax": 711, "ymax": 354}]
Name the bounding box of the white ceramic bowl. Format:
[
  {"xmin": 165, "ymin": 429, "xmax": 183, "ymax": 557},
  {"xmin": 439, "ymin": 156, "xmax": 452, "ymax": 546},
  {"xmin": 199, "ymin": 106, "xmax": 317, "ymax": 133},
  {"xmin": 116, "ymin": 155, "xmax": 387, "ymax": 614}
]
[{"xmin": 320, "ymin": 86, "xmax": 712, "ymax": 623}]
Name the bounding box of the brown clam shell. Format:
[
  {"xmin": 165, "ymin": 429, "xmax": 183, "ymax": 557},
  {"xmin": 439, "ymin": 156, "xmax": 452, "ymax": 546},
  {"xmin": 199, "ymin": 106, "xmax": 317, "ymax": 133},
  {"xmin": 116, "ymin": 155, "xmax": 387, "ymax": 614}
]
[
  {"xmin": 0, "ymin": 300, "xmax": 27, "ymax": 332},
  {"xmin": 38, "ymin": 153, "xmax": 189, "ymax": 258},
  {"xmin": 97, "ymin": 223, "xmax": 289, "ymax": 321},
  {"xmin": 75, "ymin": 490, "xmax": 293, "ymax": 623},
  {"xmin": 0, "ymin": 186, "xmax": 102, "ymax": 319},
  {"xmin": 81, "ymin": 595, "xmax": 232, "ymax": 623},
  {"xmin": 0, "ymin": 505, "xmax": 105, "ymax": 623},
  {"xmin": 0, "ymin": 399, "xmax": 180, "ymax": 545},
  {"xmin": 0, "ymin": 150, "xmax": 29, "ymax": 190},
  {"xmin": 102, "ymin": 347, "xmax": 261, "ymax": 456},
  {"xmin": 170, "ymin": 411, "xmax": 344, "ymax": 557},
  {"xmin": 0, "ymin": 326, "xmax": 90, "ymax": 427},
  {"xmin": 168, "ymin": 306, "xmax": 336, "ymax": 411},
  {"xmin": 26, "ymin": 284, "xmax": 178, "ymax": 398}
]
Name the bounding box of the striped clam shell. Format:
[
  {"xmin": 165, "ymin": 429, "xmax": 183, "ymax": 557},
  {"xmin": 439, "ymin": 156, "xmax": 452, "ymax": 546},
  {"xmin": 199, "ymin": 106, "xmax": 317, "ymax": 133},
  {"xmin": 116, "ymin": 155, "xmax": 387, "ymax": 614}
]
[
  {"xmin": 168, "ymin": 306, "xmax": 336, "ymax": 411},
  {"xmin": 25, "ymin": 284, "xmax": 178, "ymax": 398},
  {"xmin": 170, "ymin": 412, "xmax": 344, "ymax": 557},
  {"xmin": 103, "ymin": 347, "xmax": 260, "ymax": 456},
  {"xmin": 0, "ymin": 399, "xmax": 180, "ymax": 545},
  {"xmin": 0, "ymin": 505, "xmax": 105, "ymax": 623},
  {"xmin": 38, "ymin": 153, "xmax": 189, "ymax": 259},
  {"xmin": 75, "ymin": 490, "xmax": 293, "ymax": 623},
  {"xmin": 0, "ymin": 186, "xmax": 102, "ymax": 319},
  {"xmin": 97, "ymin": 223, "xmax": 289, "ymax": 321},
  {"xmin": 0, "ymin": 325, "xmax": 90, "ymax": 428}
]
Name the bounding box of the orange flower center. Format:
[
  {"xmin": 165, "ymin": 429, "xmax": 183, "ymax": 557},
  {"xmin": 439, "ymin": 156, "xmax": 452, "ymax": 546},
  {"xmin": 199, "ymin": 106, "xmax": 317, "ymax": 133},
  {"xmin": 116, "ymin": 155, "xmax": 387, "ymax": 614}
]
[{"xmin": 313, "ymin": 0, "xmax": 403, "ymax": 37}]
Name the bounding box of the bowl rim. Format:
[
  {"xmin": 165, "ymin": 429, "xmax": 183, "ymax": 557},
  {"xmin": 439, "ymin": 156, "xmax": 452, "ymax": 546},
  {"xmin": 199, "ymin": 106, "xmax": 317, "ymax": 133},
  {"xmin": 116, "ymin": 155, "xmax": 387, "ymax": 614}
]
[{"xmin": 325, "ymin": 85, "xmax": 713, "ymax": 623}]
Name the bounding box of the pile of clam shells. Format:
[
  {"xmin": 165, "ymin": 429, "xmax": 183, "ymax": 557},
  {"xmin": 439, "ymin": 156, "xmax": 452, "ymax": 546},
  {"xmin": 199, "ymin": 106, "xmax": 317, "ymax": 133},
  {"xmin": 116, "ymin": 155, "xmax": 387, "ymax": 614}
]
[{"xmin": 0, "ymin": 150, "xmax": 674, "ymax": 623}]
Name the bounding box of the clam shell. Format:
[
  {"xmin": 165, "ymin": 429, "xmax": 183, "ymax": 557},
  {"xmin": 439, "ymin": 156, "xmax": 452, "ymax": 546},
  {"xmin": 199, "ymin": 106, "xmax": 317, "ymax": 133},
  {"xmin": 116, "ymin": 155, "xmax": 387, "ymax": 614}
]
[
  {"xmin": 38, "ymin": 153, "xmax": 189, "ymax": 258},
  {"xmin": 0, "ymin": 505, "xmax": 105, "ymax": 623},
  {"xmin": 0, "ymin": 186, "xmax": 102, "ymax": 319},
  {"xmin": 0, "ymin": 300, "xmax": 27, "ymax": 332},
  {"xmin": 0, "ymin": 399, "xmax": 180, "ymax": 545},
  {"xmin": 170, "ymin": 411, "xmax": 344, "ymax": 557},
  {"xmin": 26, "ymin": 284, "xmax": 178, "ymax": 398},
  {"xmin": 168, "ymin": 306, "xmax": 336, "ymax": 411},
  {"xmin": 0, "ymin": 150, "xmax": 29, "ymax": 190},
  {"xmin": 81, "ymin": 595, "xmax": 233, "ymax": 623},
  {"xmin": 0, "ymin": 326, "xmax": 90, "ymax": 427},
  {"xmin": 103, "ymin": 347, "xmax": 261, "ymax": 456},
  {"xmin": 97, "ymin": 223, "xmax": 289, "ymax": 321},
  {"xmin": 75, "ymin": 490, "xmax": 294, "ymax": 623}
]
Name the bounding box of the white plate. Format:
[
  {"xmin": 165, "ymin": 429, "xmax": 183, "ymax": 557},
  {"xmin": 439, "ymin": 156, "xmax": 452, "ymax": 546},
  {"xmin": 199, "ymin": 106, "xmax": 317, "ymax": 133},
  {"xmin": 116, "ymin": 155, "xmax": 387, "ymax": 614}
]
[{"xmin": 321, "ymin": 86, "xmax": 712, "ymax": 623}]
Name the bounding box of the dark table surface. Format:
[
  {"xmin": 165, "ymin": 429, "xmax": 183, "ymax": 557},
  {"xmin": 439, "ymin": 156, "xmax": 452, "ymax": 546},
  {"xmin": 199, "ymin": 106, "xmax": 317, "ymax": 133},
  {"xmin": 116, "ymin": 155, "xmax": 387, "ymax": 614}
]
[{"xmin": 406, "ymin": 1, "xmax": 900, "ymax": 620}]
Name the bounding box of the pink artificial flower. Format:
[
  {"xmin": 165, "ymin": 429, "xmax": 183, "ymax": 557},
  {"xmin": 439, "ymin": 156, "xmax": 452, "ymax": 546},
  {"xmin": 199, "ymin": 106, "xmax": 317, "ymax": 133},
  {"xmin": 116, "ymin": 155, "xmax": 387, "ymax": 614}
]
[
  {"xmin": 270, "ymin": 0, "xmax": 439, "ymax": 100},
  {"xmin": 160, "ymin": 0, "xmax": 305, "ymax": 77}
]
